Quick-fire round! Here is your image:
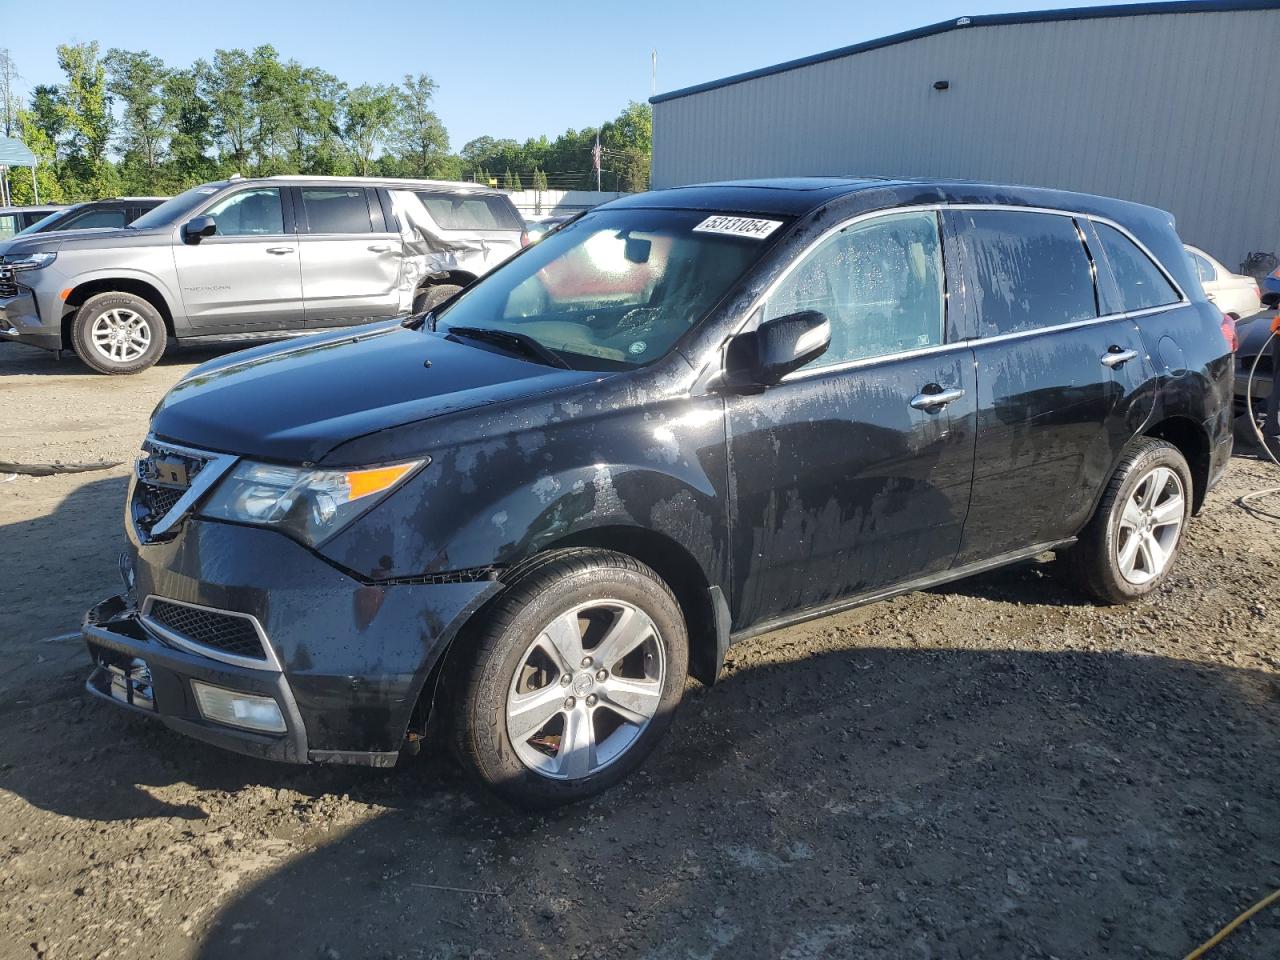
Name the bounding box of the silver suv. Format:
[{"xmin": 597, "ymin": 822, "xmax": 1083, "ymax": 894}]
[{"xmin": 0, "ymin": 176, "xmax": 526, "ymax": 373}]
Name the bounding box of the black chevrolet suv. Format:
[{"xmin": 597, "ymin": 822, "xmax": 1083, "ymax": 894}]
[{"xmin": 83, "ymin": 178, "xmax": 1233, "ymax": 807}]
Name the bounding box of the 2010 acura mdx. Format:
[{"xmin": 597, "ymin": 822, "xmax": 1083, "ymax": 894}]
[{"xmin": 82, "ymin": 178, "xmax": 1233, "ymax": 807}]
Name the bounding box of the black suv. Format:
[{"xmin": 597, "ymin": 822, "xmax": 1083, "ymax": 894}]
[
  {"xmin": 83, "ymin": 178, "xmax": 1233, "ymax": 807},
  {"xmin": 12, "ymin": 197, "xmax": 166, "ymax": 236}
]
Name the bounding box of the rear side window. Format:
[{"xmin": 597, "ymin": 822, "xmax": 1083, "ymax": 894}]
[
  {"xmin": 415, "ymin": 191, "xmax": 523, "ymax": 231},
  {"xmin": 1190, "ymin": 251, "xmax": 1216, "ymax": 284},
  {"xmin": 957, "ymin": 210, "xmax": 1098, "ymax": 337},
  {"xmin": 300, "ymin": 187, "xmax": 373, "ymax": 234},
  {"xmin": 66, "ymin": 208, "xmax": 127, "ymax": 230},
  {"xmin": 1094, "ymin": 222, "xmax": 1180, "ymax": 311},
  {"xmin": 0, "ymin": 214, "xmax": 18, "ymax": 239}
]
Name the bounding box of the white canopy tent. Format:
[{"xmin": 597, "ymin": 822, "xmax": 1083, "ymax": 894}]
[{"xmin": 0, "ymin": 136, "xmax": 39, "ymax": 206}]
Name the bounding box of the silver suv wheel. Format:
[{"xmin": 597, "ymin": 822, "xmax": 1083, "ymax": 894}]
[
  {"xmin": 505, "ymin": 599, "xmax": 666, "ymax": 781},
  {"xmin": 89, "ymin": 308, "xmax": 151, "ymax": 364},
  {"xmin": 1115, "ymin": 465, "xmax": 1185, "ymax": 585}
]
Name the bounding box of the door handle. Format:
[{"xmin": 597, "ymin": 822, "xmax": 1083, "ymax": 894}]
[
  {"xmin": 1100, "ymin": 347, "xmax": 1139, "ymax": 368},
  {"xmin": 367, "ymin": 243, "xmax": 393, "ymax": 253},
  {"xmin": 265, "ymin": 246, "xmax": 294, "ymax": 255},
  {"xmin": 909, "ymin": 386, "xmax": 965, "ymax": 411}
]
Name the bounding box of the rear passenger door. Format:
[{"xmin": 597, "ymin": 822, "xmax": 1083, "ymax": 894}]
[
  {"xmin": 948, "ymin": 208, "xmax": 1153, "ymax": 563},
  {"xmin": 296, "ymin": 186, "xmax": 402, "ymax": 327}
]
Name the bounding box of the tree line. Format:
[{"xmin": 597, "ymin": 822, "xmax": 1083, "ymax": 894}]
[{"xmin": 0, "ymin": 43, "xmax": 651, "ymax": 204}]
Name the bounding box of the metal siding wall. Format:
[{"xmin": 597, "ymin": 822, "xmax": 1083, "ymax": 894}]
[{"xmin": 652, "ymin": 10, "xmax": 1280, "ymax": 270}]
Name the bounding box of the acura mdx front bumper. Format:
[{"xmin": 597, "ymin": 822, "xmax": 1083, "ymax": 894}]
[{"xmin": 84, "ymin": 518, "xmax": 500, "ymax": 766}]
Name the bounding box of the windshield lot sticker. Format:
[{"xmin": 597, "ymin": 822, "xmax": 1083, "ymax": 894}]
[{"xmin": 693, "ymin": 215, "xmax": 783, "ymax": 239}]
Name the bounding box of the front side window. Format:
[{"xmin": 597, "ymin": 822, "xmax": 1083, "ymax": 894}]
[
  {"xmin": 1094, "ymin": 222, "xmax": 1180, "ymax": 312},
  {"xmin": 434, "ymin": 208, "xmax": 777, "ymax": 368},
  {"xmin": 205, "ymin": 188, "xmax": 284, "ymax": 237},
  {"xmin": 300, "ymin": 187, "xmax": 372, "ymax": 234},
  {"xmin": 957, "ymin": 210, "xmax": 1098, "ymax": 337},
  {"xmin": 765, "ymin": 210, "xmax": 945, "ymax": 368}
]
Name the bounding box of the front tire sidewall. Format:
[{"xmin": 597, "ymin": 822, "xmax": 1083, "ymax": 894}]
[
  {"xmin": 1094, "ymin": 445, "xmax": 1192, "ymax": 603},
  {"xmin": 72, "ymin": 293, "xmax": 167, "ymax": 374},
  {"xmin": 460, "ymin": 559, "xmax": 687, "ymax": 808}
]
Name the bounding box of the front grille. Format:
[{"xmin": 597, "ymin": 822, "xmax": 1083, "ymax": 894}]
[
  {"xmin": 0, "ymin": 266, "xmax": 18, "ymax": 299},
  {"xmin": 137, "ymin": 483, "xmax": 184, "ymax": 528},
  {"xmin": 131, "ymin": 443, "xmax": 216, "ymax": 540},
  {"xmin": 147, "ymin": 600, "xmax": 268, "ymax": 661}
]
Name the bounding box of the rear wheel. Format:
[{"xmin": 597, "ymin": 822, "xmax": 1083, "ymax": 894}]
[
  {"xmin": 71, "ymin": 292, "xmax": 167, "ymax": 374},
  {"xmin": 449, "ymin": 549, "xmax": 688, "ymax": 808},
  {"xmin": 1063, "ymin": 438, "xmax": 1192, "ymax": 604}
]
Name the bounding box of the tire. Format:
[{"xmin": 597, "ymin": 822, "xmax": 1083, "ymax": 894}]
[
  {"xmin": 1063, "ymin": 438, "xmax": 1193, "ymax": 605},
  {"xmin": 71, "ymin": 292, "xmax": 167, "ymax": 375},
  {"xmin": 412, "ymin": 283, "xmax": 463, "ymax": 315},
  {"xmin": 449, "ymin": 548, "xmax": 688, "ymax": 808}
]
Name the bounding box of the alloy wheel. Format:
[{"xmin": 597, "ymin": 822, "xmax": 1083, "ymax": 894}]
[
  {"xmin": 90, "ymin": 308, "xmax": 151, "ymax": 363},
  {"xmin": 1116, "ymin": 465, "xmax": 1185, "ymax": 585},
  {"xmin": 505, "ymin": 599, "xmax": 665, "ymax": 781}
]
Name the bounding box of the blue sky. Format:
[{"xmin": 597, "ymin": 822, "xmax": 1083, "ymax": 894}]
[{"xmin": 2, "ymin": 0, "xmax": 1125, "ymax": 149}]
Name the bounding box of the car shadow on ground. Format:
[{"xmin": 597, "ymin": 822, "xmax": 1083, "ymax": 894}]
[
  {"xmin": 5, "ymin": 634, "xmax": 1279, "ymax": 958},
  {"xmin": 0, "ymin": 339, "xmax": 280, "ymax": 376}
]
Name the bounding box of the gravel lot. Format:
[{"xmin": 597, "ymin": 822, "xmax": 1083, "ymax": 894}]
[{"xmin": 1, "ymin": 339, "xmax": 1278, "ymax": 960}]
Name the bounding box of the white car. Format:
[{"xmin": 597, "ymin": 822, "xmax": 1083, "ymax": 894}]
[{"xmin": 1185, "ymin": 244, "xmax": 1262, "ymax": 320}]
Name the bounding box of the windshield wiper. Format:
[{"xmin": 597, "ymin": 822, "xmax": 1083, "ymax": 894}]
[{"xmin": 444, "ymin": 326, "xmax": 572, "ymax": 369}]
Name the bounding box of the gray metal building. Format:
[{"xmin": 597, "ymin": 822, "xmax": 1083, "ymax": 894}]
[{"xmin": 650, "ymin": 0, "xmax": 1280, "ymax": 273}]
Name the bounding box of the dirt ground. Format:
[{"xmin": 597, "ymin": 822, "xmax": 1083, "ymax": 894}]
[{"xmin": 1, "ymin": 338, "xmax": 1279, "ymax": 960}]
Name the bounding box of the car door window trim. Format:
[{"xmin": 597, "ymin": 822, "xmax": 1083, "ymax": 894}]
[{"xmin": 694, "ymin": 202, "xmax": 1187, "ymax": 390}]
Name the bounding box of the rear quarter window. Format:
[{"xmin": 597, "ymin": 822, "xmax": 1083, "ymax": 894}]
[
  {"xmin": 415, "ymin": 191, "xmax": 523, "ymax": 231},
  {"xmin": 1094, "ymin": 222, "xmax": 1180, "ymax": 312},
  {"xmin": 956, "ymin": 210, "xmax": 1098, "ymax": 337}
]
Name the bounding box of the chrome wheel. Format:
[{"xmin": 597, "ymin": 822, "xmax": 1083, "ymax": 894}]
[
  {"xmin": 1116, "ymin": 466, "xmax": 1185, "ymax": 585},
  {"xmin": 506, "ymin": 599, "xmax": 665, "ymax": 781},
  {"xmin": 90, "ymin": 308, "xmax": 151, "ymax": 363}
]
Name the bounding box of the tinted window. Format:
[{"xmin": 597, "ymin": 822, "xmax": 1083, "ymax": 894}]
[
  {"xmin": 205, "ymin": 188, "xmax": 284, "ymax": 236},
  {"xmin": 958, "ymin": 210, "xmax": 1098, "ymax": 336},
  {"xmin": 0, "ymin": 214, "xmax": 18, "ymax": 240},
  {"xmin": 766, "ymin": 211, "xmax": 945, "ymax": 367},
  {"xmin": 65, "ymin": 208, "xmax": 127, "ymax": 229},
  {"xmin": 1189, "ymin": 249, "xmax": 1216, "ymax": 285},
  {"xmin": 1094, "ymin": 222, "xmax": 1179, "ymax": 311},
  {"xmin": 301, "ymin": 187, "xmax": 373, "ymax": 234},
  {"xmin": 416, "ymin": 191, "xmax": 523, "ymax": 231}
]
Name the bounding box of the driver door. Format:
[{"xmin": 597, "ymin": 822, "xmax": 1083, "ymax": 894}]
[{"xmin": 172, "ymin": 186, "xmax": 304, "ymax": 333}]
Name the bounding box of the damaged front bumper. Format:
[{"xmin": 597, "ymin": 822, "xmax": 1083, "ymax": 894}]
[{"xmin": 83, "ymin": 518, "xmax": 501, "ymax": 767}]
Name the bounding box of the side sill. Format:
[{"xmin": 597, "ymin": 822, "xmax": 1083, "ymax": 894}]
[{"xmin": 728, "ymin": 539, "xmax": 1076, "ymax": 645}]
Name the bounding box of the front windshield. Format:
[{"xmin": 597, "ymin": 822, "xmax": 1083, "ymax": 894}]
[
  {"xmin": 16, "ymin": 207, "xmax": 77, "ymax": 236},
  {"xmin": 434, "ymin": 208, "xmax": 782, "ymax": 368},
  {"xmin": 129, "ymin": 183, "xmax": 223, "ymax": 229}
]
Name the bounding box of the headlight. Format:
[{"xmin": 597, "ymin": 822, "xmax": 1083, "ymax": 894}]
[
  {"xmin": 8, "ymin": 251, "xmax": 57, "ymax": 271},
  {"xmin": 199, "ymin": 459, "xmax": 425, "ymax": 547}
]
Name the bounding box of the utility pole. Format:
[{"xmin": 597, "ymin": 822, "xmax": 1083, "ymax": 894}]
[
  {"xmin": 593, "ymin": 133, "xmax": 602, "ymax": 192},
  {"xmin": 651, "ymin": 49, "xmax": 657, "ymax": 96}
]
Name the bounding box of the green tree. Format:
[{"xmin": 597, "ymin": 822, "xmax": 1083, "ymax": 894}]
[
  {"xmin": 532, "ymin": 168, "xmax": 548, "ymax": 191},
  {"xmin": 0, "ymin": 48, "xmax": 20, "ymax": 138},
  {"xmin": 340, "ymin": 83, "xmax": 397, "ymax": 175},
  {"xmin": 55, "ymin": 42, "xmax": 116, "ymax": 198},
  {"xmin": 390, "ymin": 72, "xmax": 448, "ymax": 177},
  {"xmin": 202, "ymin": 48, "xmax": 252, "ymax": 172},
  {"xmin": 162, "ymin": 66, "xmax": 217, "ymax": 187},
  {"xmin": 104, "ymin": 48, "xmax": 170, "ymax": 189}
]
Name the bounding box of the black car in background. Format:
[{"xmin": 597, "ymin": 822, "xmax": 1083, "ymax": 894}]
[
  {"xmin": 82, "ymin": 177, "xmax": 1233, "ymax": 807},
  {"xmin": 13, "ymin": 196, "xmax": 166, "ymax": 236}
]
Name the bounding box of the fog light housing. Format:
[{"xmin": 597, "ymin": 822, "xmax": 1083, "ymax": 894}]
[{"xmin": 191, "ymin": 681, "xmax": 286, "ymax": 733}]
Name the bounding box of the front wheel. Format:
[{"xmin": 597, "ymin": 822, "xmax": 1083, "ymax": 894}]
[
  {"xmin": 412, "ymin": 283, "xmax": 463, "ymax": 315},
  {"xmin": 1063, "ymin": 438, "xmax": 1192, "ymax": 604},
  {"xmin": 449, "ymin": 549, "xmax": 688, "ymax": 808},
  {"xmin": 71, "ymin": 292, "xmax": 167, "ymax": 374}
]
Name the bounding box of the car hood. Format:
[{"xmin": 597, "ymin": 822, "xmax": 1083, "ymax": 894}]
[
  {"xmin": 151, "ymin": 323, "xmax": 603, "ymax": 464},
  {"xmin": 0, "ymin": 226, "xmax": 164, "ymax": 257}
]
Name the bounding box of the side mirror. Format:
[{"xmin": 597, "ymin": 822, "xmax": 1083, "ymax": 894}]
[
  {"xmin": 182, "ymin": 216, "xmax": 217, "ymax": 243},
  {"xmin": 1263, "ymin": 291, "xmax": 1280, "ymax": 308},
  {"xmin": 723, "ymin": 310, "xmax": 831, "ymax": 391}
]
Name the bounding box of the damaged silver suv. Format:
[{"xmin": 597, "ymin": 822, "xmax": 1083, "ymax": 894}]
[{"xmin": 0, "ymin": 176, "xmax": 526, "ymax": 374}]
